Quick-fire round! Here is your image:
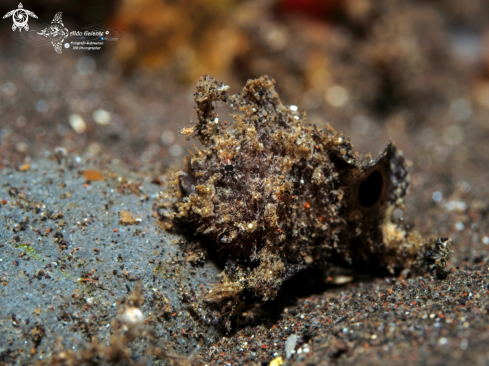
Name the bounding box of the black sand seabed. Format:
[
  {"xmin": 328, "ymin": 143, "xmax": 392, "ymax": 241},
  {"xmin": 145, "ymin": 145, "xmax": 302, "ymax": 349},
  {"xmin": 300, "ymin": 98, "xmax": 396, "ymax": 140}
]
[
  {"xmin": 0, "ymin": 156, "xmax": 488, "ymax": 366},
  {"xmin": 0, "ymin": 157, "xmax": 222, "ymax": 365}
]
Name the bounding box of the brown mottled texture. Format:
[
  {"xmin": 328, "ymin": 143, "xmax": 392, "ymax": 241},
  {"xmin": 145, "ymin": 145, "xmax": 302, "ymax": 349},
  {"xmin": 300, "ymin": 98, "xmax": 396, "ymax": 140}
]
[{"xmin": 157, "ymin": 76, "xmax": 450, "ymax": 316}]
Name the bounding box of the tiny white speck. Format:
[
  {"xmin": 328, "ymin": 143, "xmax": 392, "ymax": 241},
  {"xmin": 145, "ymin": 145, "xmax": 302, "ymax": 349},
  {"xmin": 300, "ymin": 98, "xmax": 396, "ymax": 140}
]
[
  {"xmin": 432, "ymin": 191, "xmax": 443, "ymax": 202},
  {"xmin": 289, "ymin": 105, "xmax": 298, "ymax": 112},
  {"xmin": 438, "ymin": 337, "xmax": 448, "ymax": 345},
  {"xmin": 460, "ymin": 339, "xmax": 469, "ymax": 350},
  {"xmin": 325, "ymin": 85, "xmax": 349, "ymax": 107},
  {"xmin": 460, "ymin": 182, "xmax": 471, "ymax": 193},
  {"xmin": 69, "ymin": 114, "xmax": 86, "ymax": 134},
  {"xmin": 218, "ymin": 84, "xmax": 230, "ymax": 91},
  {"xmin": 120, "ymin": 307, "xmax": 144, "ymax": 327},
  {"xmin": 93, "ymin": 109, "xmax": 111, "ymax": 125},
  {"xmin": 443, "ymin": 200, "xmax": 467, "ymax": 212},
  {"xmin": 169, "ymin": 144, "xmax": 182, "ymax": 157},
  {"xmin": 161, "ymin": 130, "xmax": 175, "ymax": 146},
  {"xmin": 3, "ymin": 82, "xmax": 16, "ymax": 96},
  {"xmin": 482, "ymin": 236, "xmax": 489, "ymax": 245},
  {"xmin": 455, "ymin": 221, "xmax": 464, "ymax": 231},
  {"xmin": 393, "ymin": 209, "xmax": 403, "ymax": 219},
  {"xmin": 285, "ymin": 334, "xmax": 298, "ymax": 359}
]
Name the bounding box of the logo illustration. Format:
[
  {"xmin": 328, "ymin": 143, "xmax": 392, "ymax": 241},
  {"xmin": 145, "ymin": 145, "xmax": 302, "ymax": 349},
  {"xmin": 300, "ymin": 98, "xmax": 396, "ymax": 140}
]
[
  {"xmin": 3, "ymin": 3, "xmax": 38, "ymax": 32},
  {"xmin": 37, "ymin": 12, "xmax": 69, "ymax": 54}
]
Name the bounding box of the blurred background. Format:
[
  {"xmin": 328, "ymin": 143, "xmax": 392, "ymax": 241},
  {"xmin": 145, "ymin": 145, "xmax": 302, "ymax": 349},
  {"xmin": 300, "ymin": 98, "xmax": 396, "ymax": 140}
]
[{"xmin": 1, "ymin": 0, "xmax": 489, "ymax": 205}]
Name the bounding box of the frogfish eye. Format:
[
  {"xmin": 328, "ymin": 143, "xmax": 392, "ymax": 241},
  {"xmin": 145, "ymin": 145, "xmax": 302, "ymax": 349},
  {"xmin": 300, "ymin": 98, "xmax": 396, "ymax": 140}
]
[{"xmin": 358, "ymin": 170, "xmax": 384, "ymax": 208}]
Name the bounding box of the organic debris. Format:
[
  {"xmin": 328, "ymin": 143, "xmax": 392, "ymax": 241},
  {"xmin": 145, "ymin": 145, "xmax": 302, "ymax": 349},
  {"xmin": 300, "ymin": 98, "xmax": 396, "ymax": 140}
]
[{"xmin": 119, "ymin": 210, "xmax": 138, "ymax": 225}]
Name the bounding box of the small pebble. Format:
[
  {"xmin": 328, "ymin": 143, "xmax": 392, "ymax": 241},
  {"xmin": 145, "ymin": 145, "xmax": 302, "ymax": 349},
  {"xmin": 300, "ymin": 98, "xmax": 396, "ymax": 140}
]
[
  {"xmin": 69, "ymin": 114, "xmax": 86, "ymax": 134},
  {"xmin": 119, "ymin": 307, "xmax": 144, "ymax": 328},
  {"xmin": 460, "ymin": 182, "xmax": 471, "ymax": 193},
  {"xmin": 92, "ymin": 109, "xmax": 111, "ymax": 125},
  {"xmin": 443, "ymin": 200, "xmax": 467, "ymax": 212},
  {"xmin": 432, "ymin": 191, "xmax": 443, "ymax": 202},
  {"xmin": 454, "ymin": 222, "xmax": 464, "ymax": 231},
  {"xmin": 285, "ymin": 334, "xmax": 298, "ymax": 359}
]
